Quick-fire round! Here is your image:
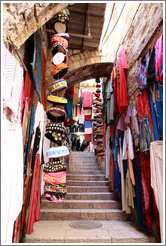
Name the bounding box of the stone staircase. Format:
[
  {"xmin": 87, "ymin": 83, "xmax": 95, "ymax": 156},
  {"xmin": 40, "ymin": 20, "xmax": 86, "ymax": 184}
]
[{"xmin": 25, "ymin": 151, "xmax": 155, "ymax": 243}]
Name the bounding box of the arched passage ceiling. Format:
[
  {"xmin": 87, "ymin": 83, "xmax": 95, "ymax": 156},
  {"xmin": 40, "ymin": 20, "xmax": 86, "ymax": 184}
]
[{"xmin": 45, "ymin": 3, "xmax": 113, "ymax": 90}]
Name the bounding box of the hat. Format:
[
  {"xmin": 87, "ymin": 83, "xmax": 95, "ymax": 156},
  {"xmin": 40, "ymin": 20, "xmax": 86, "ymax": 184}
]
[
  {"xmin": 94, "ymin": 92, "xmax": 100, "ymax": 98},
  {"xmin": 53, "ymin": 22, "xmax": 68, "ymax": 33},
  {"xmin": 47, "ymin": 95, "xmax": 67, "ymax": 105},
  {"xmin": 43, "ymin": 161, "xmax": 66, "ymax": 173},
  {"xmin": 96, "ymin": 84, "xmax": 101, "ymax": 88},
  {"xmin": 96, "ymin": 88, "xmax": 101, "ymax": 93},
  {"xmin": 52, "ymin": 43, "xmax": 67, "ymax": 56},
  {"xmin": 46, "ymin": 146, "xmax": 69, "ymax": 158},
  {"xmin": 50, "ymin": 79, "xmax": 67, "ymax": 93},
  {"xmin": 55, "ymin": 33, "xmax": 70, "ymax": 41},
  {"xmin": 52, "ymin": 53, "xmax": 66, "ymax": 65},
  {"xmin": 43, "ymin": 171, "xmax": 66, "ymax": 185},
  {"xmin": 47, "ymin": 106, "xmax": 66, "ymax": 118},
  {"xmin": 51, "ymin": 57, "xmax": 68, "ymax": 80},
  {"xmin": 44, "ymin": 183, "xmax": 67, "ymax": 195},
  {"xmin": 50, "ymin": 35, "xmax": 68, "ymax": 49}
]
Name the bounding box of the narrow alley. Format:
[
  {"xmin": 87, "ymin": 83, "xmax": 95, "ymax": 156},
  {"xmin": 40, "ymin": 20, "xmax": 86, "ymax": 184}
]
[{"xmin": 2, "ymin": 2, "xmax": 164, "ymax": 245}]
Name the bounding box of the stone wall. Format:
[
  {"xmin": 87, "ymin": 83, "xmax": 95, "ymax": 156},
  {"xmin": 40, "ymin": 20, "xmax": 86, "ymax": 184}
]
[{"xmin": 3, "ymin": 3, "xmax": 73, "ymax": 49}]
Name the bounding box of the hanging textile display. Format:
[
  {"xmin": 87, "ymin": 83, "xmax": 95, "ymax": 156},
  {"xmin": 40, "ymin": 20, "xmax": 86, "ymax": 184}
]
[
  {"xmin": 32, "ymin": 28, "xmax": 44, "ymax": 103},
  {"xmin": 150, "ymin": 140, "xmax": 163, "ymax": 242},
  {"xmin": 43, "ymin": 7, "xmax": 70, "ymax": 205},
  {"xmin": 92, "ymin": 79, "xmax": 105, "ymax": 156}
]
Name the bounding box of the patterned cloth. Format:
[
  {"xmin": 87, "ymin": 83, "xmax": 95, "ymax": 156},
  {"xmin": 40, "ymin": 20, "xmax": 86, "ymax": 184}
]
[
  {"xmin": 32, "ymin": 28, "xmax": 44, "ymax": 102},
  {"xmin": 136, "ymin": 49, "xmax": 151, "ymax": 91}
]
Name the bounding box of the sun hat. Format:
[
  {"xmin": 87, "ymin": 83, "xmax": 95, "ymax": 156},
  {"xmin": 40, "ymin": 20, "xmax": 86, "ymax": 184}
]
[
  {"xmin": 47, "ymin": 106, "xmax": 66, "ymax": 118},
  {"xmin": 51, "ymin": 57, "xmax": 68, "ymax": 80},
  {"xmin": 43, "ymin": 171, "xmax": 66, "ymax": 185},
  {"xmin": 50, "ymin": 79, "xmax": 67, "ymax": 93},
  {"xmin": 47, "ymin": 95, "xmax": 67, "ymax": 105},
  {"xmin": 46, "ymin": 146, "xmax": 69, "ymax": 158}
]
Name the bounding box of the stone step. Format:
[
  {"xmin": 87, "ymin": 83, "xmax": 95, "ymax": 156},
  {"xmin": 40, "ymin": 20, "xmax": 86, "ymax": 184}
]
[
  {"xmin": 69, "ymin": 170, "xmax": 101, "ymax": 175},
  {"xmin": 66, "ymin": 180, "xmax": 110, "ymax": 186},
  {"xmin": 41, "ymin": 199, "xmax": 121, "ymax": 209},
  {"xmin": 67, "ymin": 186, "xmax": 110, "ymax": 192},
  {"xmin": 70, "ymin": 151, "xmax": 95, "ymax": 157},
  {"xmin": 65, "ymin": 192, "xmax": 115, "ymax": 200},
  {"xmin": 70, "ymin": 161, "xmax": 97, "ymax": 165},
  {"xmin": 40, "ymin": 208, "xmax": 127, "ymax": 221},
  {"xmin": 67, "ymin": 174, "xmax": 108, "ymax": 181},
  {"xmin": 25, "ymin": 220, "xmax": 156, "ymax": 243}
]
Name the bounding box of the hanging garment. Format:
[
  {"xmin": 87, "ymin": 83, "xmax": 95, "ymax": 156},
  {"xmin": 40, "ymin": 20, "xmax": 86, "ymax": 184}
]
[
  {"xmin": 131, "ymin": 107, "xmax": 140, "ymax": 147},
  {"xmin": 32, "ymin": 28, "xmax": 44, "ymax": 102},
  {"xmin": 81, "ymin": 91, "xmax": 93, "ymax": 108},
  {"xmin": 136, "ymin": 49, "xmax": 151, "ymax": 91},
  {"xmin": 106, "ymin": 76, "xmax": 114, "ymax": 124},
  {"xmin": 133, "ymin": 156, "xmax": 147, "ymax": 230},
  {"xmin": 64, "ymin": 98, "xmax": 73, "ymax": 119},
  {"xmin": 2, "ymin": 118, "xmax": 23, "ymax": 244},
  {"xmin": 119, "ymin": 139, "xmax": 126, "ymax": 211},
  {"xmin": 85, "ymin": 134, "xmax": 92, "ymax": 142},
  {"xmin": 122, "ymin": 127, "xmax": 135, "ymax": 185},
  {"xmin": 137, "ymin": 88, "xmax": 154, "ymax": 134},
  {"xmin": 125, "ymin": 169, "xmax": 134, "ymax": 214},
  {"xmin": 27, "ymin": 154, "xmax": 41, "ymax": 234},
  {"xmin": 114, "ymin": 161, "xmax": 121, "ymax": 199},
  {"xmin": 65, "ymin": 86, "xmax": 74, "ymax": 99},
  {"xmin": 84, "ymin": 121, "xmax": 92, "ymax": 128},
  {"xmin": 105, "ymin": 125, "xmax": 110, "ymax": 179},
  {"xmin": 139, "ymin": 116, "xmax": 154, "ymax": 153},
  {"xmin": 41, "ymin": 50, "xmax": 47, "ymax": 110},
  {"xmin": 140, "ymin": 152, "xmax": 153, "ymax": 234},
  {"xmin": 147, "ymin": 46, "xmax": 156, "ymax": 86},
  {"xmin": 150, "ymin": 140, "xmax": 163, "ymax": 242},
  {"xmin": 116, "ymin": 46, "xmax": 128, "ymax": 114},
  {"xmin": 3, "ymin": 44, "xmax": 24, "ymax": 123},
  {"xmin": 147, "ymin": 82, "xmax": 163, "ymax": 140},
  {"xmin": 155, "ymin": 33, "xmax": 163, "ymax": 82}
]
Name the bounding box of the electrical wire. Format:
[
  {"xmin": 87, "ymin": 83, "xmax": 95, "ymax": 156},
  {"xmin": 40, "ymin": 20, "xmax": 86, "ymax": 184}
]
[
  {"xmin": 102, "ymin": 3, "xmax": 126, "ymax": 48},
  {"xmin": 100, "ymin": 3, "xmax": 115, "ymax": 48}
]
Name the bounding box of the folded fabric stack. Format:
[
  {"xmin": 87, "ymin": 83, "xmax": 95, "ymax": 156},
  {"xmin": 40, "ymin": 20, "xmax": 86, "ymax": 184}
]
[
  {"xmin": 43, "ymin": 146, "xmax": 69, "ymax": 203},
  {"xmin": 92, "ymin": 79, "xmax": 105, "ymax": 156}
]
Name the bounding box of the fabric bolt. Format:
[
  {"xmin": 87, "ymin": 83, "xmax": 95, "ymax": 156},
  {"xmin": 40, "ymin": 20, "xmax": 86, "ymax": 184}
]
[
  {"xmin": 84, "ymin": 121, "xmax": 92, "ymax": 128},
  {"xmin": 32, "ymin": 28, "xmax": 44, "ymax": 102},
  {"xmin": 2, "ymin": 118, "xmax": 23, "ymax": 244},
  {"xmin": 147, "ymin": 82, "xmax": 163, "ymax": 140},
  {"xmin": 81, "ymin": 91, "xmax": 93, "ymax": 108},
  {"xmin": 85, "ymin": 134, "xmax": 92, "ymax": 142},
  {"xmin": 125, "ymin": 169, "xmax": 134, "ymax": 214},
  {"xmin": 27, "ymin": 154, "xmax": 41, "ymax": 234},
  {"xmin": 150, "ymin": 141, "xmax": 163, "ymax": 242},
  {"xmin": 137, "ymin": 88, "xmax": 154, "ymax": 134},
  {"xmin": 85, "ymin": 127, "xmax": 92, "ymax": 134},
  {"xmin": 84, "ymin": 115, "xmax": 91, "ymax": 121},
  {"xmin": 3, "ymin": 44, "xmax": 24, "ymax": 123},
  {"xmin": 155, "ymin": 33, "xmax": 163, "ymax": 82},
  {"xmin": 116, "ymin": 46, "xmax": 128, "ymax": 114},
  {"xmin": 84, "ymin": 108, "xmax": 92, "ymax": 116},
  {"xmin": 64, "ymin": 98, "xmax": 73, "ymax": 119}
]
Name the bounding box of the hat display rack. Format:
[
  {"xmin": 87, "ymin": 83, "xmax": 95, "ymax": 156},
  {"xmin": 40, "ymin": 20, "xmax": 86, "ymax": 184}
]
[
  {"xmin": 43, "ymin": 8, "xmax": 70, "ymax": 203},
  {"xmin": 92, "ymin": 78, "xmax": 105, "ymax": 156}
]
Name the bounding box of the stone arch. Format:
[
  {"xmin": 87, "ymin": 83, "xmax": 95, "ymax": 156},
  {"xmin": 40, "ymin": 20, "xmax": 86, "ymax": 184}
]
[{"xmin": 3, "ymin": 3, "xmax": 74, "ymax": 49}]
